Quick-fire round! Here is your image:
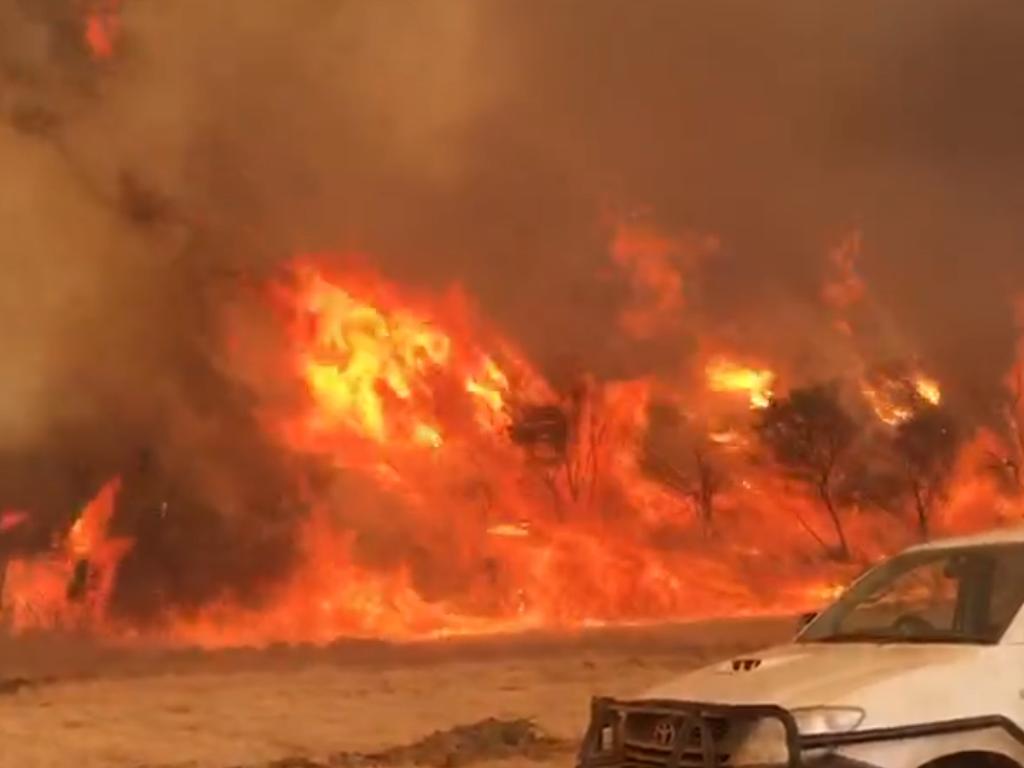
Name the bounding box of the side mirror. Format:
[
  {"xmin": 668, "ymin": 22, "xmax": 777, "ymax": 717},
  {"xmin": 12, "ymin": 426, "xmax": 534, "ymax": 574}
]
[{"xmin": 797, "ymin": 611, "xmax": 818, "ymax": 631}]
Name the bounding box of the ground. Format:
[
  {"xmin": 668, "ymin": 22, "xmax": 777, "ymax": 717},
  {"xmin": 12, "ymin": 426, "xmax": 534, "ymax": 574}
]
[{"xmin": 0, "ymin": 618, "xmax": 793, "ymax": 768}]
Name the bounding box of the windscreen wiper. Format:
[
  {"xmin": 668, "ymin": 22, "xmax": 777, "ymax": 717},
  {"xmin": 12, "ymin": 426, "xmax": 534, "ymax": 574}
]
[
  {"xmin": 813, "ymin": 631, "xmax": 986, "ymax": 645},
  {"xmin": 811, "ymin": 632, "xmax": 902, "ymax": 643}
]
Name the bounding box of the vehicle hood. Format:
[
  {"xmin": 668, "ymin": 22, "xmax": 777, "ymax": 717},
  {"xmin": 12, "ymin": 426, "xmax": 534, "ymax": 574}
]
[{"xmin": 642, "ymin": 642, "xmax": 1008, "ymax": 727}]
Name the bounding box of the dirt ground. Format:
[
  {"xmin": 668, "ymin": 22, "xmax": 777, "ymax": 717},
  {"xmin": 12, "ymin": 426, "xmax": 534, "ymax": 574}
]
[{"xmin": 0, "ymin": 618, "xmax": 795, "ymax": 768}]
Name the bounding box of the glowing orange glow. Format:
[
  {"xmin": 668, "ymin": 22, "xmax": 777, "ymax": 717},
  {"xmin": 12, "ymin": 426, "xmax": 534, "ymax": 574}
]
[
  {"xmin": 609, "ymin": 223, "xmax": 716, "ymax": 339},
  {"xmin": 155, "ymin": 264, "xmax": 847, "ymax": 647},
  {"xmin": 803, "ymin": 582, "xmax": 846, "ymax": 604},
  {"xmin": 289, "ymin": 266, "xmax": 476, "ymax": 451},
  {"xmin": 861, "ymin": 384, "xmax": 913, "ymax": 426},
  {"xmin": 0, "ymin": 2, "xmax": 1007, "ymax": 653},
  {"xmin": 487, "ymin": 522, "xmax": 531, "ymax": 538},
  {"xmin": 862, "ymin": 370, "xmax": 943, "ymax": 425},
  {"xmin": 709, "ymin": 429, "xmax": 743, "ymax": 445},
  {"xmin": 915, "ymin": 374, "xmax": 942, "ymax": 406},
  {"xmin": 0, "ymin": 510, "xmax": 27, "ymax": 534},
  {"xmin": 611, "ymin": 223, "xmax": 685, "ymax": 339},
  {"xmin": 0, "ymin": 248, "xmax": 1010, "ymax": 649},
  {"xmin": 823, "ymin": 232, "xmax": 866, "ymax": 311},
  {"xmin": 2, "ymin": 479, "xmax": 131, "ymax": 633},
  {"xmin": 706, "ymin": 357, "xmax": 776, "ymax": 409},
  {"xmin": 83, "ymin": 1, "xmax": 122, "ymax": 60},
  {"xmin": 466, "ymin": 358, "xmax": 510, "ymax": 417}
]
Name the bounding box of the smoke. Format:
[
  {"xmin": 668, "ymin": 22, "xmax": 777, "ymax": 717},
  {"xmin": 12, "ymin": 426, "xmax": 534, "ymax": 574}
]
[
  {"xmin": 92, "ymin": 0, "xmax": 1024, "ymax": 389},
  {"xmin": 3, "ymin": 0, "xmax": 1024, "ymax": 621}
]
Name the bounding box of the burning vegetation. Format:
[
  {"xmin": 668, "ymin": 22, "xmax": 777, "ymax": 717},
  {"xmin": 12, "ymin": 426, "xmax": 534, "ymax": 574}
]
[
  {"xmin": 3, "ymin": 0, "xmax": 1024, "ymax": 648},
  {"xmin": 0, "ymin": 242, "xmax": 1016, "ymax": 646}
]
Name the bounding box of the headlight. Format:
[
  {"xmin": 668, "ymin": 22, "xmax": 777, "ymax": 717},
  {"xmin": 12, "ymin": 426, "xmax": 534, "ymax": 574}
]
[
  {"xmin": 732, "ymin": 719, "xmax": 789, "ymax": 765},
  {"xmin": 790, "ymin": 707, "xmax": 865, "ymax": 736}
]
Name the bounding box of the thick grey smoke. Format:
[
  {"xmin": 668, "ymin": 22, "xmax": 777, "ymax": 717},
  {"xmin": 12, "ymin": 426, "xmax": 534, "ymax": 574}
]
[{"xmin": 2, "ymin": 0, "xmax": 1024, "ymax": 619}]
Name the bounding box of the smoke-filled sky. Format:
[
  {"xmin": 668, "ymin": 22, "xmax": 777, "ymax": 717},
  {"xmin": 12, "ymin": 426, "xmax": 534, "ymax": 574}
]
[{"xmin": 3, "ymin": 0, "xmax": 1024, "ymax": 618}]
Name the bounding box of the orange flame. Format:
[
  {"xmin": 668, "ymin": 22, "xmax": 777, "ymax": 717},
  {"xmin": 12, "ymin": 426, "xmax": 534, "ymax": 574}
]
[
  {"xmin": 705, "ymin": 357, "xmax": 776, "ymax": 409},
  {"xmin": 0, "ymin": 510, "xmax": 27, "ymax": 535},
  {"xmin": 611, "ymin": 224, "xmax": 686, "ymax": 339},
  {"xmin": 152, "ymin": 264, "xmax": 834, "ymax": 646},
  {"xmin": 295, "ymin": 268, "xmax": 453, "ymax": 447},
  {"xmin": 0, "ymin": 249, "xmax": 1010, "ymax": 648},
  {"xmin": 822, "ymin": 231, "xmax": 866, "ymax": 312},
  {"xmin": 862, "ymin": 370, "xmax": 943, "ymax": 426},
  {"xmin": 82, "ymin": 0, "xmax": 122, "ymax": 60},
  {"xmin": 915, "ymin": 374, "xmax": 942, "ymax": 406},
  {"xmin": 280, "ymin": 263, "xmax": 522, "ymax": 461},
  {"xmin": 2, "ymin": 479, "xmax": 131, "ymax": 633}
]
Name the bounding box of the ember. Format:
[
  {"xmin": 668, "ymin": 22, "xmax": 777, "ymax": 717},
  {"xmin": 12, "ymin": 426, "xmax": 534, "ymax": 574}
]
[
  {"xmin": 0, "ymin": 511, "xmax": 27, "ymax": 535},
  {"xmin": 82, "ymin": 0, "xmax": 121, "ymax": 60}
]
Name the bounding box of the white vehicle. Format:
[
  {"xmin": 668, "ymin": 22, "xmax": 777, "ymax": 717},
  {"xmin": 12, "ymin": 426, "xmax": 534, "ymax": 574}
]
[{"xmin": 577, "ymin": 528, "xmax": 1024, "ymax": 768}]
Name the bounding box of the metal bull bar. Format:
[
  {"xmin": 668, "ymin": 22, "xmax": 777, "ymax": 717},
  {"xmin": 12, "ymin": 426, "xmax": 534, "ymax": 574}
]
[{"xmin": 576, "ymin": 697, "xmax": 803, "ymax": 768}]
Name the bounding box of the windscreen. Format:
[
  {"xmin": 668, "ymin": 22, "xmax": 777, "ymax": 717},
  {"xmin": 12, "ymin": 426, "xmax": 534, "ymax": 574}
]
[{"xmin": 800, "ymin": 543, "xmax": 1024, "ymax": 644}]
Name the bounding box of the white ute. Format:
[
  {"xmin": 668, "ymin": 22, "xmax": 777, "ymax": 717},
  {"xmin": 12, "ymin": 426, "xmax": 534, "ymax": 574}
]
[{"xmin": 577, "ymin": 528, "xmax": 1024, "ymax": 768}]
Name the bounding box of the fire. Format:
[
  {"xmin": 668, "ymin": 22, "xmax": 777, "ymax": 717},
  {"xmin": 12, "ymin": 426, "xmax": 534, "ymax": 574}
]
[
  {"xmin": 0, "ymin": 510, "xmax": 27, "ymax": 535},
  {"xmin": 2, "ymin": 479, "xmax": 131, "ymax": 633},
  {"xmin": 466, "ymin": 358, "xmax": 511, "ymax": 418},
  {"xmin": 82, "ymin": 0, "xmax": 122, "ymax": 60},
  {"xmin": 915, "ymin": 374, "xmax": 942, "ymax": 406},
  {"xmin": 611, "ymin": 224, "xmax": 686, "ymax": 340},
  {"xmin": 801, "ymin": 581, "xmax": 846, "ymax": 605},
  {"xmin": 609, "ymin": 222, "xmax": 716, "ymax": 340},
  {"xmin": 709, "ymin": 429, "xmax": 745, "ymax": 446},
  {"xmin": 148, "ymin": 264, "xmax": 840, "ymax": 646},
  {"xmin": 822, "ymin": 231, "xmax": 867, "ymax": 338},
  {"xmin": 286, "ymin": 264, "xmax": 513, "ymax": 453},
  {"xmin": 705, "ymin": 357, "xmax": 776, "ymax": 409},
  {"xmin": 0, "ymin": 0, "xmax": 1016, "ymax": 651},
  {"xmin": 0, "ymin": 248, "xmax": 1007, "ymax": 649},
  {"xmin": 862, "ymin": 369, "xmax": 943, "ymax": 425},
  {"xmin": 822, "ymin": 232, "xmax": 866, "ymax": 312},
  {"xmin": 861, "ymin": 383, "xmax": 913, "ymax": 426},
  {"xmin": 487, "ymin": 522, "xmax": 531, "ymax": 538}
]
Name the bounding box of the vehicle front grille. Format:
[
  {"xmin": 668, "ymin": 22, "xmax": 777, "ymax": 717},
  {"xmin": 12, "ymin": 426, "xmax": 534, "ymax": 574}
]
[
  {"xmin": 577, "ymin": 698, "xmax": 801, "ymax": 768},
  {"xmin": 621, "ymin": 712, "xmax": 732, "ymax": 768},
  {"xmin": 625, "ymin": 712, "xmax": 730, "ymax": 745}
]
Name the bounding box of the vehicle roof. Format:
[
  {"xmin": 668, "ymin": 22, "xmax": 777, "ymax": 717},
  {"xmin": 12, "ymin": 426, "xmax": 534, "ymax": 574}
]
[{"xmin": 906, "ymin": 524, "xmax": 1024, "ymax": 552}]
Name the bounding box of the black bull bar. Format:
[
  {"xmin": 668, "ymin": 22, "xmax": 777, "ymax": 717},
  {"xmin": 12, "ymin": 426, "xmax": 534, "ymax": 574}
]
[
  {"xmin": 577, "ymin": 697, "xmax": 803, "ymax": 768},
  {"xmin": 577, "ymin": 697, "xmax": 1024, "ymax": 768}
]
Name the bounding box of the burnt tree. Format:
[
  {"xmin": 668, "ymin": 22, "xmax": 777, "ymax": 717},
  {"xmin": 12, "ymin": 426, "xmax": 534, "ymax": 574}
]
[
  {"xmin": 688, "ymin": 444, "xmax": 721, "ymax": 534},
  {"xmin": 756, "ymin": 383, "xmax": 857, "ymax": 560},
  {"xmin": 509, "ymin": 404, "xmax": 569, "ymax": 461},
  {"xmin": 893, "ymin": 406, "xmax": 959, "ymax": 540},
  {"xmin": 508, "ymin": 379, "xmax": 631, "ymax": 519},
  {"xmin": 640, "ymin": 402, "xmax": 723, "ymax": 535},
  {"xmin": 993, "ymin": 367, "xmax": 1024, "ymax": 493},
  {"xmin": 508, "ymin": 397, "xmax": 596, "ymax": 516}
]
